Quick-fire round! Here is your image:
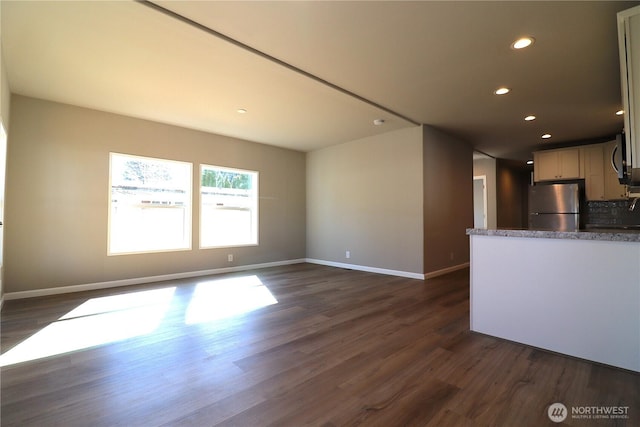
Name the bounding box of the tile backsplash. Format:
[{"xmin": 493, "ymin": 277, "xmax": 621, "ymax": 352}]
[{"xmin": 585, "ymin": 199, "xmax": 640, "ymax": 227}]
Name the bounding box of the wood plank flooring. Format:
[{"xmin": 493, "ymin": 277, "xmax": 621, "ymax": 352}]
[{"xmin": 1, "ymin": 264, "xmax": 638, "ymax": 426}]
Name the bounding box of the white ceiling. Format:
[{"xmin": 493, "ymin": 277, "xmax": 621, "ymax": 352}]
[{"xmin": 2, "ymin": 1, "xmax": 639, "ymax": 160}]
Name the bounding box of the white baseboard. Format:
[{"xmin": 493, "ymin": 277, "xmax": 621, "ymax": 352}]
[
  {"xmin": 3, "ymin": 259, "xmax": 306, "ymax": 300},
  {"xmin": 305, "ymin": 258, "xmax": 425, "ymax": 280},
  {"xmin": 424, "ymin": 262, "xmax": 470, "ymax": 279},
  {"xmin": 3, "ymin": 259, "xmax": 469, "ymax": 301}
]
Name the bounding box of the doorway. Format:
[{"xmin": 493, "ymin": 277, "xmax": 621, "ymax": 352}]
[{"xmin": 473, "ymin": 175, "xmax": 487, "ymax": 228}]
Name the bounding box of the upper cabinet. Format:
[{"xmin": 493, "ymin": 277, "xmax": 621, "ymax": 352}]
[
  {"xmin": 618, "ymin": 6, "xmax": 640, "ymax": 186},
  {"xmin": 583, "ymin": 144, "xmax": 605, "ymax": 200},
  {"xmin": 535, "ymin": 142, "xmax": 628, "ymax": 201},
  {"xmin": 533, "ymin": 148, "xmax": 581, "ymax": 182},
  {"xmin": 583, "ymin": 142, "xmax": 626, "ymax": 200},
  {"xmin": 603, "ymin": 140, "xmax": 628, "ymax": 199}
]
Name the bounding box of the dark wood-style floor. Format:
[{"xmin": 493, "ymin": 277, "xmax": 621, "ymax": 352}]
[{"xmin": 1, "ymin": 264, "xmax": 638, "ymax": 426}]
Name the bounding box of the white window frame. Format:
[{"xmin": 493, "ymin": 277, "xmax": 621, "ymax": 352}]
[
  {"xmin": 199, "ymin": 164, "xmax": 259, "ymax": 249},
  {"xmin": 108, "ymin": 153, "xmax": 192, "ymax": 255}
]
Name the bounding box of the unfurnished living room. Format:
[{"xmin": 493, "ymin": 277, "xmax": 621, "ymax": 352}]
[{"xmin": 0, "ymin": 2, "xmax": 639, "ymax": 426}]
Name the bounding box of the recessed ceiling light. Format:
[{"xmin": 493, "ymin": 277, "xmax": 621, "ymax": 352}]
[
  {"xmin": 495, "ymin": 87, "xmax": 510, "ymax": 95},
  {"xmin": 526, "ymin": 160, "xmax": 534, "ymax": 165},
  {"xmin": 512, "ymin": 37, "xmax": 535, "ymax": 50},
  {"xmin": 237, "ymin": 108, "xmax": 247, "ymax": 114},
  {"xmin": 541, "ymin": 133, "xmax": 552, "ymax": 139},
  {"xmin": 373, "ymin": 119, "xmax": 385, "ymax": 126},
  {"xmin": 616, "ymin": 110, "xmax": 624, "ymax": 116},
  {"xmin": 524, "ymin": 115, "xmax": 536, "ymax": 121}
]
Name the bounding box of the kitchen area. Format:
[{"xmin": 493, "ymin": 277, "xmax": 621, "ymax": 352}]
[
  {"xmin": 468, "ymin": 5, "xmax": 640, "ymax": 373},
  {"xmin": 527, "ymin": 137, "xmax": 640, "ymax": 231}
]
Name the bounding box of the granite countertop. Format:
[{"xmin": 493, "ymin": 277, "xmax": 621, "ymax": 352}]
[{"xmin": 466, "ymin": 228, "xmax": 640, "ymax": 242}]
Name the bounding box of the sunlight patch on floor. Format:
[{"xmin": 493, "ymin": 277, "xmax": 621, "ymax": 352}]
[
  {"xmin": 0, "ymin": 287, "xmax": 176, "ymax": 367},
  {"xmin": 185, "ymin": 275, "xmax": 277, "ymax": 324}
]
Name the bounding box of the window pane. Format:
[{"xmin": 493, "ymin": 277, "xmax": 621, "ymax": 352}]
[
  {"xmin": 200, "ymin": 165, "xmax": 258, "ymax": 248},
  {"xmin": 109, "ymin": 153, "xmax": 192, "ymax": 254}
]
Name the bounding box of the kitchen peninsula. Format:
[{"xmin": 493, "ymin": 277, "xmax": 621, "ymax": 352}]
[{"xmin": 467, "ymin": 228, "xmax": 640, "ymax": 372}]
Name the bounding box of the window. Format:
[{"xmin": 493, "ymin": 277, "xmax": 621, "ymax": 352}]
[
  {"xmin": 109, "ymin": 153, "xmax": 192, "ymax": 255},
  {"xmin": 200, "ymin": 165, "xmax": 258, "ymax": 248}
]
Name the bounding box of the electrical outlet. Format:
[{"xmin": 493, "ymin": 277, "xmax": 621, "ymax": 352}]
[
  {"xmin": 345, "ymin": 250, "xmax": 351, "ymax": 259},
  {"xmin": 228, "ymin": 254, "xmax": 234, "ymax": 262}
]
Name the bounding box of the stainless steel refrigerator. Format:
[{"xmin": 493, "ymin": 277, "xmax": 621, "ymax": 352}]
[{"xmin": 528, "ymin": 183, "xmax": 581, "ymax": 231}]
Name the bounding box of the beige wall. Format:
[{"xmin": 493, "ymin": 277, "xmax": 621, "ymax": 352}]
[
  {"xmin": 473, "ymin": 157, "xmax": 497, "ymax": 229},
  {"xmin": 5, "ymin": 96, "xmax": 473, "ymax": 292},
  {"xmin": 5, "ymin": 96, "xmax": 306, "ymax": 293},
  {"xmin": 0, "ymin": 54, "xmax": 8, "ymax": 129},
  {"xmin": 423, "ymin": 126, "xmax": 473, "ymax": 274},
  {"xmin": 306, "ymin": 126, "xmax": 423, "ymax": 274},
  {"xmin": 0, "ymin": 2, "xmax": 8, "ymax": 127}
]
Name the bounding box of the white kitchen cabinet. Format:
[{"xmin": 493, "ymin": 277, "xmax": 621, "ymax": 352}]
[
  {"xmin": 619, "ymin": 6, "xmax": 640, "ymax": 183},
  {"xmin": 533, "ymin": 148, "xmax": 581, "ymax": 181}
]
